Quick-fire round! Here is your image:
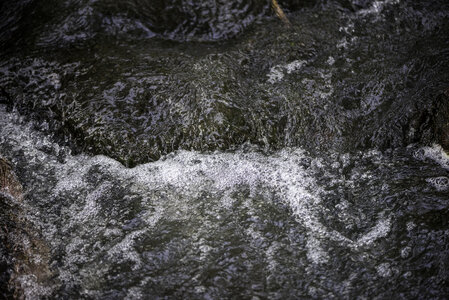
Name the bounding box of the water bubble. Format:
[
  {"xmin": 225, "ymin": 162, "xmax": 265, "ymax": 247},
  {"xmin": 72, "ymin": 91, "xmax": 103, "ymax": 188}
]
[
  {"xmin": 426, "ymin": 177, "xmax": 449, "ymax": 191},
  {"xmin": 401, "ymin": 246, "xmax": 411, "ymax": 259},
  {"xmin": 267, "ymin": 60, "xmax": 307, "ymax": 84},
  {"xmin": 376, "ymin": 262, "xmax": 392, "ymax": 278},
  {"xmin": 415, "ymin": 145, "xmax": 449, "ymax": 170},
  {"xmin": 406, "ymin": 221, "xmax": 416, "ymax": 232}
]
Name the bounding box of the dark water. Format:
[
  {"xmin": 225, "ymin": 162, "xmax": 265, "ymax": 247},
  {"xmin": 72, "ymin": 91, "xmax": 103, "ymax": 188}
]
[
  {"xmin": 1, "ymin": 0, "xmax": 449, "ymax": 298},
  {"xmin": 2, "ymin": 0, "xmax": 448, "ymax": 166}
]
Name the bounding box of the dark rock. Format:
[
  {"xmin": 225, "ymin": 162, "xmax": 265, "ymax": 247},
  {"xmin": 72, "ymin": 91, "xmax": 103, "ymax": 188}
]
[
  {"xmin": 0, "ymin": 156, "xmax": 53, "ymax": 299},
  {"xmin": 433, "ymin": 92, "xmax": 449, "ymax": 151},
  {"xmin": 0, "ymin": 0, "xmax": 316, "ymax": 49},
  {"xmin": 0, "ymin": 0, "xmax": 448, "ymax": 166}
]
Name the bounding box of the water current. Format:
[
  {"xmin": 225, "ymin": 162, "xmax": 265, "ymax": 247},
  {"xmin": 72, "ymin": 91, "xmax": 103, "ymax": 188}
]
[{"xmin": 1, "ymin": 0, "xmax": 449, "ymax": 298}]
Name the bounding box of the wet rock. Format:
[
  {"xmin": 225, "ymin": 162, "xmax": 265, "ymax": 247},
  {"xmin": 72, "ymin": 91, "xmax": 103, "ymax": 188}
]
[
  {"xmin": 0, "ymin": 156, "xmax": 53, "ymax": 299},
  {"xmin": 0, "ymin": 0, "xmax": 314, "ymax": 49},
  {"xmin": 407, "ymin": 91, "xmax": 449, "ymax": 153},
  {"xmin": 0, "ymin": 0, "xmax": 448, "ymax": 166},
  {"xmin": 434, "ymin": 91, "xmax": 449, "ymax": 151},
  {"xmin": 1, "ymin": 157, "xmax": 23, "ymax": 200}
]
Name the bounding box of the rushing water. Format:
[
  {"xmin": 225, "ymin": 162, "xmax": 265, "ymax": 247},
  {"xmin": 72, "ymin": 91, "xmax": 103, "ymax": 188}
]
[
  {"xmin": 1, "ymin": 0, "xmax": 449, "ymax": 298},
  {"xmin": 2, "ymin": 0, "xmax": 448, "ymax": 166},
  {"xmin": 2, "ymin": 106, "xmax": 449, "ymax": 298}
]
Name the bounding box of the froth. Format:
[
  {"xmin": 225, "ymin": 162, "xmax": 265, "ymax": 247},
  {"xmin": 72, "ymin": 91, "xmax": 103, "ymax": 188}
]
[
  {"xmin": 0, "ymin": 106, "xmax": 410, "ymax": 296},
  {"xmin": 426, "ymin": 177, "xmax": 449, "ymax": 191},
  {"xmin": 267, "ymin": 60, "xmax": 307, "ymax": 84},
  {"xmin": 414, "ymin": 144, "xmax": 449, "ymax": 170}
]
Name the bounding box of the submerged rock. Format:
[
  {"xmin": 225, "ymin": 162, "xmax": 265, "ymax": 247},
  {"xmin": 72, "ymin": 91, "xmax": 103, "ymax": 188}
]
[
  {"xmin": 433, "ymin": 91, "xmax": 449, "ymax": 150},
  {"xmin": 0, "ymin": 157, "xmax": 23, "ymax": 200},
  {"xmin": 0, "ymin": 156, "xmax": 53, "ymax": 299},
  {"xmin": 1, "ymin": 107, "xmax": 449, "ymax": 298},
  {"xmin": 0, "ymin": 0, "xmax": 314, "ymax": 48},
  {"xmin": 1, "ymin": 0, "xmax": 448, "ymax": 166},
  {"xmin": 1, "ymin": 1, "xmax": 449, "ymax": 297}
]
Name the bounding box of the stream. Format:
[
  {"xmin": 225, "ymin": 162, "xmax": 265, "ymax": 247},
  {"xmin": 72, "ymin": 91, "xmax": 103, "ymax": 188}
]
[{"xmin": 1, "ymin": 0, "xmax": 449, "ymax": 298}]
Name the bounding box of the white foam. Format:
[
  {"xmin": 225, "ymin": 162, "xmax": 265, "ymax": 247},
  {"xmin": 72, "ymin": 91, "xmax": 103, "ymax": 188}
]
[
  {"xmin": 376, "ymin": 262, "xmax": 392, "ymax": 278},
  {"xmin": 0, "ymin": 106, "xmax": 404, "ymax": 295},
  {"xmin": 306, "ymin": 236, "xmax": 329, "ymax": 264},
  {"xmin": 356, "ymin": 215, "xmax": 391, "ymax": 247},
  {"xmin": 267, "ymin": 60, "xmax": 307, "ymax": 84},
  {"xmin": 126, "ymin": 287, "xmax": 143, "ymax": 299},
  {"xmin": 16, "ymin": 275, "xmax": 53, "ymax": 299},
  {"xmin": 0, "ymin": 105, "xmax": 337, "ymax": 266},
  {"xmin": 426, "ymin": 177, "xmax": 449, "ymax": 191},
  {"xmin": 265, "ymin": 242, "xmax": 280, "ymax": 271},
  {"xmin": 285, "ymin": 60, "xmax": 306, "ymax": 74},
  {"xmin": 106, "ymin": 229, "xmax": 146, "ymax": 270},
  {"xmin": 415, "ymin": 144, "xmax": 449, "ymax": 170},
  {"xmin": 73, "ymin": 183, "xmax": 112, "ymax": 223},
  {"xmin": 357, "ymin": 0, "xmax": 401, "ymax": 17},
  {"xmin": 406, "ymin": 221, "xmax": 416, "ymax": 231},
  {"xmin": 267, "ymin": 66, "xmax": 285, "ymax": 83},
  {"xmin": 400, "ymin": 246, "xmax": 411, "ymax": 259}
]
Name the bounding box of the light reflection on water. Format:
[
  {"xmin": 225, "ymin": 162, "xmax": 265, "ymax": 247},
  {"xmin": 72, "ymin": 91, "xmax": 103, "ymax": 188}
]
[
  {"xmin": 1, "ymin": 107, "xmax": 449, "ymax": 298},
  {"xmin": 1, "ymin": 0, "xmax": 449, "ymax": 298}
]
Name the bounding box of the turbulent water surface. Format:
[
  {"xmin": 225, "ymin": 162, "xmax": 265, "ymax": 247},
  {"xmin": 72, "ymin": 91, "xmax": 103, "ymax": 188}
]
[{"xmin": 1, "ymin": 0, "xmax": 449, "ymax": 298}]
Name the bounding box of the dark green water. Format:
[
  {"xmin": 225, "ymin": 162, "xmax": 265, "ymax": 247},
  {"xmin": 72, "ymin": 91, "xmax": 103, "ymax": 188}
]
[{"xmin": 1, "ymin": 0, "xmax": 449, "ymax": 298}]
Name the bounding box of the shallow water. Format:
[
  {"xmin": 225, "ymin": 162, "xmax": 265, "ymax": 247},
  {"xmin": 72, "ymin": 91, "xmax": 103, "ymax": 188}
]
[
  {"xmin": 1, "ymin": 106, "xmax": 449, "ymax": 298},
  {"xmin": 1, "ymin": 0, "xmax": 449, "ymax": 298},
  {"xmin": 2, "ymin": 0, "xmax": 448, "ymax": 166}
]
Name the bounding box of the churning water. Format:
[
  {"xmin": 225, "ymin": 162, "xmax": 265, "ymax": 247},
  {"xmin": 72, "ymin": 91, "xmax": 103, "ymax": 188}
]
[
  {"xmin": 1, "ymin": 0, "xmax": 449, "ymax": 298},
  {"xmin": 2, "ymin": 105, "xmax": 449, "ymax": 298}
]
